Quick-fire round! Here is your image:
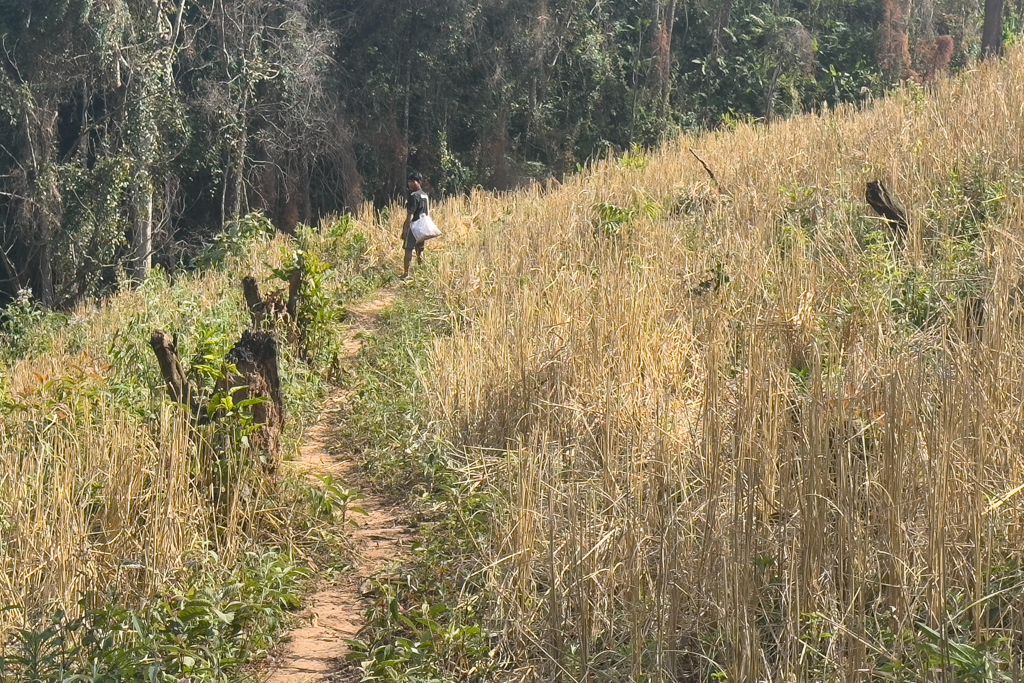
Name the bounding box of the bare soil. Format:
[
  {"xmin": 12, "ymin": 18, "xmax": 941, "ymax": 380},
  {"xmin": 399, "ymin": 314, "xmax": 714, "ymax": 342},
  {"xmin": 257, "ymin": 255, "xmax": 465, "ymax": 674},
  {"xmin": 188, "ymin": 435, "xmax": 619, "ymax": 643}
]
[{"xmin": 264, "ymin": 287, "xmax": 412, "ymax": 683}]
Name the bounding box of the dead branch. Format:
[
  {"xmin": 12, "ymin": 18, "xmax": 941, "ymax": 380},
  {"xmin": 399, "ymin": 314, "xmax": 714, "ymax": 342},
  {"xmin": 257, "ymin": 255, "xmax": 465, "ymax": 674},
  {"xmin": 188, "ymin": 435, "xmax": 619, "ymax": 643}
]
[{"xmin": 689, "ymin": 148, "xmax": 728, "ymax": 195}]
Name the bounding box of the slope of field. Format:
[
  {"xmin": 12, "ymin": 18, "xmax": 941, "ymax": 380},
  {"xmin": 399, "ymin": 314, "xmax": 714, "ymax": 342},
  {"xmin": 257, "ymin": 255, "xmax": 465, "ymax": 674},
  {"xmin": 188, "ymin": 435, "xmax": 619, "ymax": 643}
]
[{"xmin": 423, "ymin": 52, "xmax": 1024, "ymax": 680}]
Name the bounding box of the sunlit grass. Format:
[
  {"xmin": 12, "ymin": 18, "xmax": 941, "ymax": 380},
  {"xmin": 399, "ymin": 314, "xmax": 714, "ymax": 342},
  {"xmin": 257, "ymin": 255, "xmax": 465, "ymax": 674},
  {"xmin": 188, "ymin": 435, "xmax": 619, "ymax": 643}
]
[
  {"xmin": 424, "ymin": 50, "xmax": 1024, "ymax": 680},
  {"xmin": 0, "ymin": 214, "xmax": 397, "ymax": 642}
]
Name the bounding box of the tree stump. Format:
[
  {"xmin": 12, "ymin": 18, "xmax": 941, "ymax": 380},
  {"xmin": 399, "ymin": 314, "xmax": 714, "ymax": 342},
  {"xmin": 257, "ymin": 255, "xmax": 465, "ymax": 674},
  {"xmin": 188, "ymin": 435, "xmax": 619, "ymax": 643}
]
[
  {"xmin": 286, "ymin": 264, "xmax": 302, "ymax": 324},
  {"xmin": 242, "ymin": 271, "xmax": 301, "ymax": 330},
  {"xmin": 150, "ymin": 330, "xmax": 201, "ymax": 419},
  {"xmin": 242, "ymin": 276, "xmax": 265, "ymax": 325},
  {"xmin": 866, "ymin": 180, "xmax": 909, "ymax": 237},
  {"xmin": 221, "ymin": 330, "xmax": 284, "ymax": 472},
  {"xmin": 151, "ymin": 328, "xmax": 285, "ymax": 473}
]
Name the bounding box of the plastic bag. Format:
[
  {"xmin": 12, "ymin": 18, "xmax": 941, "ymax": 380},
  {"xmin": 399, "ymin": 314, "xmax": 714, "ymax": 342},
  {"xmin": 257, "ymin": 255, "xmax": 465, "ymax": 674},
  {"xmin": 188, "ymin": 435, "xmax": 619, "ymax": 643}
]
[{"xmin": 410, "ymin": 214, "xmax": 441, "ymax": 242}]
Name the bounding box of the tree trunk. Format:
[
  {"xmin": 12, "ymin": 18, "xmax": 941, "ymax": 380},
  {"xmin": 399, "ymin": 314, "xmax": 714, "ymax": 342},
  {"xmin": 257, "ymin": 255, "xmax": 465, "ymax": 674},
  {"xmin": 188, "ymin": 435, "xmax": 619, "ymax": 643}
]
[
  {"xmin": 36, "ymin": 236, "xmax": 54, "ymax": 307},
  {"xmin": 764, "ymin": 65, "xmax": 782, "ymax": 123},
  {"xmin": 403, "ymin": 58, "xmax": 412, "ymax": 178},
  {"xmin": 286, "ymin": 263, "xmax": 302, "ymax": 325},
  {"xmin": 0, "ymin": 247, "xmax": 19, "ymax": 292},
  {"xmin": 982, "ymin": 0, "xmax": 1005, "ymax": 58},
  {"xmin": 527, "ymin": 0, "xmax": 549, "ymax": 147},
  {"xmin": 710, "ymin": 0, "xmax": 732, "ymax": 61},
  {"xmin": 233, "ymin": 89, "xmax": 249, "ymax": 220},
  {"xmin": 660, "ymin": 0, "xmax": 677, "ymax": 116},
  {"xmin": 242, "ymin": 276, "xmax": 266, "ymax": 326},
  {"xmin": 19, "ymin": 104, "xmax": 57, "ymax": 307},
  {"xmin": 134, "ymin": 174, "xmax": 153, "ymax": 282},
  {"xmin": 339, "ymin": 130, "xmax": 364, "ymax": 209},
  {"xmin": 879, "ymin": 0, "xmax": 912, "ymax": 76},
  {"xmin": 150, "ymin": 330, "xmax": 200, "ymax": 417},
  {"xmin": 917, "ymin": 0, "xmax": 936, "ymax": 40},
  {"xmin": 865, "ymin": 180, "xmax": 909, "ymax": 237},
  {"xmin": 221, "ymin": 330, "xmax": 285, "ymax": 472}
]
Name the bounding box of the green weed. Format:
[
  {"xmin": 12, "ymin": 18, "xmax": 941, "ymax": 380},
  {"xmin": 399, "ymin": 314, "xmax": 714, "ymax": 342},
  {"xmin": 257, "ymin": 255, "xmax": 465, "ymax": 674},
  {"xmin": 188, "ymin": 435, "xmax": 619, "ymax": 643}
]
[{"xmin": 0, "ymin": 550, "xmax": 307, "ymax": 683}]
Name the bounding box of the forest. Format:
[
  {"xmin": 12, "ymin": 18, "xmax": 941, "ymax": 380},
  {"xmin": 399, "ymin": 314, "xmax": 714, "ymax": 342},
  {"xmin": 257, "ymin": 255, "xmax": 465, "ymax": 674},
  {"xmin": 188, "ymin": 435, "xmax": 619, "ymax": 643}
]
[{"xmin": 0, "ymin": 0, "xmax": 1012, "ymax": 309}]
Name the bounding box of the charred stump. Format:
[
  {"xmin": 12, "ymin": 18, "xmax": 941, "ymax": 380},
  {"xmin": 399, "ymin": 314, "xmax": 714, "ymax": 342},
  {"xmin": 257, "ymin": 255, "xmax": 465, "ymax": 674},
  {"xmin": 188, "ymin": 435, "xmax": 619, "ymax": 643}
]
[
  {"xmin": 242, "ymin": 271, "xmax": 301, "ymax": 331},
  {"xmin": 151, "ymin": 328, "xmax": 285, "ymax": 474},
  {"xmin": 243, "ymin": 276, "xmax": 285, "ymax": 328},
  {"xmin": 221, "ymin": 330, "xmax": 284, "ymax": 472},
  {"xmin": 242, "ymin": 276, "xmax": 265, "ymax": 326},
  {"xmin": 287, "ymin": 265, "xmax": 302, "ymax": 323},
  {"xmin": 150, "ymin": 331, "xmax": 202, "ymax": 419},
  {"xmin": 866, "ymin": 180, "xmax": 909, "ymax": 237}
]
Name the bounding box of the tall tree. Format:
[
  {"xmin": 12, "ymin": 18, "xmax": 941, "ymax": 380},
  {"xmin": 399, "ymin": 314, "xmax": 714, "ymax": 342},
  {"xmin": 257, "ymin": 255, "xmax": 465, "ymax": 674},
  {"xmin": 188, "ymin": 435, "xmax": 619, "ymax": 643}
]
[
  {"xmin": 982, "ymin": 0, "xmax": 1005, "ymax": 57},
  {"xmin": 650, "ymin": 0, "xmax": 679, "ymax": 119},
  {"xmin": 710, "ymin": 0, "xmax": 732, "ymax": 60}
]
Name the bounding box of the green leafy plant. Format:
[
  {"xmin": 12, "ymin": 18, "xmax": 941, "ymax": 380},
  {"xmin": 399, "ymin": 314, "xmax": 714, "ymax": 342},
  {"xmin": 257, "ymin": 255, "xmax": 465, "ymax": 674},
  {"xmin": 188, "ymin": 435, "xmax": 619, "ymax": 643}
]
[
  {"xmin": 914, "ymin": 622, "xmax": 1011, "ymax": 683},
  {"xmin": 0, "ymin": 550, "xmax": 307, "ymax": 683},
  {"xmin": 619, "ymin": 144, "xmax": 649, "ymax": 170},
  {"xmin": 194, "ymin": 213, "xmax": 276, "ymax": 270},
  {"xmin": 0, "ymin": 289, "xmax": 65, "ymax": 362},
  {"xmin": 313, "ymin": 474, "xmax": 367, "ymax": 525},
  {"xmin": 594, "ymin": 202, "xmax": 636, "ymax": 237}
]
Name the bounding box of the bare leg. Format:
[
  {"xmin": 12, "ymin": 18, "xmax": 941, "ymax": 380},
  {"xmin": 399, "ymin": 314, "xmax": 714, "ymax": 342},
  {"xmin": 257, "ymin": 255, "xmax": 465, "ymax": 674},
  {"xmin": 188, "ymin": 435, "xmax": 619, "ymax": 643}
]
[{"xmin": 403, "ymin": 249, "xmax": 413, "ymax": 277}]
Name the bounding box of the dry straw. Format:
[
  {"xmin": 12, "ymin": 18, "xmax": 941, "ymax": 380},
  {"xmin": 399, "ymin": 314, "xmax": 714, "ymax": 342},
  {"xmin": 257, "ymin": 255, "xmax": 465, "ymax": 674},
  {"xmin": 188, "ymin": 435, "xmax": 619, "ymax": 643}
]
[
  {"xmin": 0, "ymin": 227, "xmax": 397, "ymax": 637},
  {"xmin": 428, "ymin": 51, "xmax": 1024, "ymax": 680}
]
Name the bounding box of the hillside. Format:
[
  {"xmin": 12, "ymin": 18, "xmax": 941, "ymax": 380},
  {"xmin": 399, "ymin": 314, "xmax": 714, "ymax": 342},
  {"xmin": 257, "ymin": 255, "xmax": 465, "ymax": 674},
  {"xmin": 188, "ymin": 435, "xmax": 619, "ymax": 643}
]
[
  {"xmin": 403, "ymin": 49, "xmax": 1024, "ymax": 681},
  {"xmin": 0, "ymin": 0, "xmax": 1005, "ymax": 310},
  {"xmin": 4, "ymin": 45, "xmax": 1024, "ymax": 683}
]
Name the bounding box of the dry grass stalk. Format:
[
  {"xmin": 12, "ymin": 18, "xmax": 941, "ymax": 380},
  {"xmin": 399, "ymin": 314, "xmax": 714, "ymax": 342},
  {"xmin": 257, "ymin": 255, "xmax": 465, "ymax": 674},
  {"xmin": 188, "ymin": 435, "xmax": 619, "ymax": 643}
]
[
  {"xmin": 0, "ymin": 220, "xmax": 400, "ymax": 637},
  {"xmin": 426, "ymin": 50, "xmax": 1024, "ymax": 679}
]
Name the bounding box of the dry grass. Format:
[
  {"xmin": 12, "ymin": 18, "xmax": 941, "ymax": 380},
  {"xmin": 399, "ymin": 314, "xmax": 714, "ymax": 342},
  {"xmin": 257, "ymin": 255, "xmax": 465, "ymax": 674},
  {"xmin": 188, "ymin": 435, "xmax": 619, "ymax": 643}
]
[
  {"xmin": 426, "ymin": 51, "xmax": 1024, "ymax": 680},
  {"xmin": 0, "ymin": 217, "xmax": 397, "ymax": 638}
]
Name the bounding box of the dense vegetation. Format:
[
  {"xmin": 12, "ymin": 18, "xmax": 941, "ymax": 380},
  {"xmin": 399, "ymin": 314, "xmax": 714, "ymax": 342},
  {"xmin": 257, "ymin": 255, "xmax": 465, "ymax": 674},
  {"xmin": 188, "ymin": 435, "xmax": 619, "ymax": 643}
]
[{"xmin": 0, "ymin": 0, "xmax": 1016, "ymax": 308}]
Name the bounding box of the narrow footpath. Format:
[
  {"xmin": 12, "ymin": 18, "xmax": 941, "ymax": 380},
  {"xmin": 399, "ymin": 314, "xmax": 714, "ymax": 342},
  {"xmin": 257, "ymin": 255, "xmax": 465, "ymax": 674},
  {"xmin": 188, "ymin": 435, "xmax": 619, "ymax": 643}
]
[{"xmin": 266, "ymin": 287, "xmax": 413, "ymax": 683}]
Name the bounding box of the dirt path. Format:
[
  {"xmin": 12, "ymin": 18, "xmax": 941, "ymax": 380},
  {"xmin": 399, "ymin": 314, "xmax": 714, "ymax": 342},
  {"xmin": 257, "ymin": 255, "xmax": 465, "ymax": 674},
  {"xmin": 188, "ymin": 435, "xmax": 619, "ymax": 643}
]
[{"xmin": 265, "ymin": 286, "xmax": 412, "ymax": 683}]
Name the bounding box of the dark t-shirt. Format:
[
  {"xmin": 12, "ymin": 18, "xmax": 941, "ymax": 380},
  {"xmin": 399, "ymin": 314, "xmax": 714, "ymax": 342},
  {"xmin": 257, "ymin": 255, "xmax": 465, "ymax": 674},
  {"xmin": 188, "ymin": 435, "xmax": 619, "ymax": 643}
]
[{"xmin": 407, "ymin": 190, "xmax": 429, "ymax": 221}]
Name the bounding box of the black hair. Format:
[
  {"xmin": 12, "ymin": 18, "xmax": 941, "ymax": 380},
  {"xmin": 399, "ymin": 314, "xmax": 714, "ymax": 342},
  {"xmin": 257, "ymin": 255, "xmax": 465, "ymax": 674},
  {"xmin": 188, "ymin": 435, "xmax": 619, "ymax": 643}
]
[{"xmin": 407, "ymin": 171, "xmax": 423, "ymax": 183}]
